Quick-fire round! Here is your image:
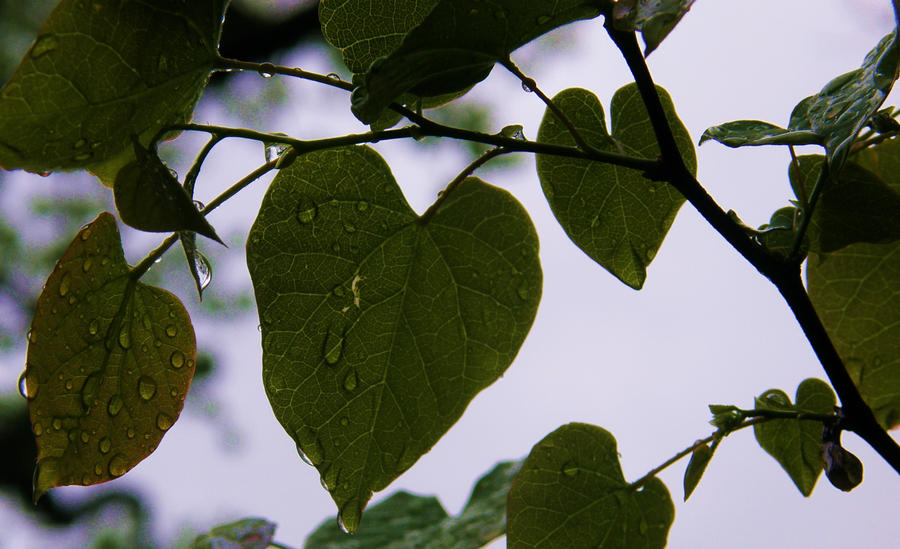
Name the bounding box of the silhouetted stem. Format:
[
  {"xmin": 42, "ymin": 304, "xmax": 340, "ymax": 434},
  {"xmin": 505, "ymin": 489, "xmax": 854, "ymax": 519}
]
[{"xmin": 419, "ymin": 147, "xmax": 509, "ymax": 224}]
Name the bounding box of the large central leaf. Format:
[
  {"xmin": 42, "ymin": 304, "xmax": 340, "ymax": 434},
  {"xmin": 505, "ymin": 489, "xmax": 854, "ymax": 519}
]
[
  {"xmin": 246, "ymin": 146, "xmax": 541, "ymax": 531},
  {"xmin": 0, "ymin": 0, "xmax": 228, "ymax": 180}
]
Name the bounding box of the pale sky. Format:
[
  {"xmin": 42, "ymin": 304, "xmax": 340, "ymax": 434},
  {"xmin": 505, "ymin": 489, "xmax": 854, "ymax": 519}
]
[{"xmin": 1, "ymin": 1, "xmax": 899, "ymax": 548}]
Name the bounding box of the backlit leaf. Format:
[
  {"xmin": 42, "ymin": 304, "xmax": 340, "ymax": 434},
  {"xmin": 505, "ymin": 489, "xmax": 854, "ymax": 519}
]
[
  {"xmin": 189, "ymin": 518, "xmax": 277, "ymax": 549},
  {"xmin": 246, "ymin": 146, "xmax": 541, "ymax": 532},
  {"xmin": 24, "ymin": 213, "xmax": 196, "ymax": 501},
  {"xmin": 0, "ymin": 0, "xmax": 227, "ymax": 180},
  {"xmin": 305, "ymin": 461, "xmax": 520, "ymax": 548},
  {"xmin": 113, "ymin": 142, "xmax": 222, "ymax": 243},
  {"xmin": 752, "ymin": 378, "xmax": 836, "ymax": 496},
  {"xmin": 699, "ymin": 120, "xmax": 821, "ymax": 148},
  {"xmin": 507, "ymin": 423, "xmax": 674, "ymax": 549},
  {"xmin": 609, "ymin": 0, "xmax": 696, "ymax": 55},
  {"xmin": 350, "ymin": 0, "xmax": 602, "ymax": 124},
  {"xmin": 536, "ymin": 84, "xmax": 696, "ymax": 289},
  {"xmin": 683, "ymin": 441, "xmax": 714, "ymax": 501},
  {"xmin": 789, "ymin": 30, "xmax": 898, "ymax": 170}
]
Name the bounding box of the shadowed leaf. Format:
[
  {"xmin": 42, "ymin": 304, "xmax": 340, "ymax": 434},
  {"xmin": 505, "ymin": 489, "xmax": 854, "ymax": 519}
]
[
  {"xmin": 683, "ymin": 441, "xmax": 714, "ymax": 501},
  {"xmin": 24, "ymin": 213, "xmax": 196, "ymax": 501},
  {"xmin": 753, "ymin": 378, "xmax": 836, "ymax": 496},
  {"xmin": 609, "ymin": 0, "xmax": 696, "ymax": 54},
  {"xmin": 699, "ymin": 120, "xmax": 821, "ymax": 148},
  {"xmin": 305, "ymin": 461, "xmax": 520, "ymax": 548},
  {"xmin": 189, "ymin": 518, "xmax": 277, "ymax": 549},
  {"xmin": 0, "ymin": 0, "xmax": 227, "ymax": 181},
  {"xmin": 246, "ymin": 146, "xmax": 541, "ymax": 532},
  {"xmin": 536, "ymin": 84, "xmax": 696, "ymax": 289},
  {"xmin": 507, "ymin": 423, "xmax": 674, "ymax": 549}
]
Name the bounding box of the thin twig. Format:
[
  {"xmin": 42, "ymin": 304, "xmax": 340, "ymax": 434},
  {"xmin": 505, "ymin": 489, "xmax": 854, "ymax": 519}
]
[{"xmin": 419, "ymin": 147, "xmax": 509, "ymax": 224}]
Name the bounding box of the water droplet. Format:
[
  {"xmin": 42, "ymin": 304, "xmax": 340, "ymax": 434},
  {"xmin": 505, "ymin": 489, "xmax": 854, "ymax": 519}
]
[
  {"xmin": 293, "ymin": 198, "xmax": 318, "ymax": 224},
  {"xmin": 165, "ymin": 324, "xmax": 177, "ymax": 337},
  {"xmin": 343, "ymin": 370, "xmax": 358, "ymax": 391},
  {"xmin": 258, "ymin": 62, "xmax": 275, "ymax": 78},
  {"xmin": 333, "ymin": 285, "xmax": 346, "ymax": 297},
  {"xmin": 138, "ymin": 376, "xmax": 157, "ymax": 400},
  {"xmin": 27, "ymin": 330, "xmax": 37, "ymax": 344},
  {"xmin": 99, "ymin": 437, "xmax": 111, "ymax": 454},
  {"xmin": 118, "ymin": 325, "xmax": 131, "ymax": 349},
  {"xmin": 343, "ymin": 221, "xmax": 356, "ymax": 233},
  {"xmin": 82, "ymin": 258, "xmax": 93, "ymax": 272},
  {"xmin": 87, "ymin": 319, "xmax": 99, "ymax": 336},
  {"xmin": 74, "ymin": 152, "xmax": 92, "ymax": 161},
  {"xmin": 326, "ymin": 72, "xmax": 341, "ymax": 81},
  {"xmin": 33, "ymin": 422, "xmax": 43, "ymax": 436},
  {"xmin": 156, "ymin": 413, "xmax": 173, "ymax": 431},
  {"xmin": 94, "ymin": 464, "xmax": 103, "ymax": 476},
  {"xmin": 562, "ymin": 461, "xmax": 578, "ymax": 477},
  {"xmin": 52, "ymin": 418, "xmax": 62, "ymax": 430},
  {"xmin": 323, "ymin": 329, "xmax": 345, "ymax": 365},
  {"xmin": 517, "ymin": 282, "xmax": 530, "ymax": 300},
  {"xmin": 192, "ymin": 250, "xmax": 212, "ymax": 291},
  {"xmin": 338, "ymin": 501, "xmax": 361, "ymax": 534},
  {"xmin": 521, "ymin": 79, "xmax": 535, "ymax": 93},
  {"xmin": 108, "ymin": 455, "xmax": 128, "ymax": 477},
  {"xmin": 18, "ymin": 371, "xmax": 38, "ymax": 399},
  {"xmin": 356, "ymin": 201, "xmax": 369, "ymax": 212},
  {"xmin": 295, "ymin": 427, "xmax": 325, "ymax": 466},
  {"xmin": 65, "ymin": 380, "xmax": 73, "ymax": 391},
  {"xmin": 339, "ymin": 416, "xmax": 349, "ymax": 426},
  {"xmin": 30, "ymin": 35, "xmax": 59, "ymax": 58},
  {"xmin": 320, "ymin": 465, "xmax": 339, "ymax": 491},
  {"xmin": 170, "ymin": 350, "xmax": 185, "ymax": 369},
  {"xmin": 107, "ymin": 395, "xmax": 124, "ymax": 416},
  {"xmin": 81, "ymin": 431, "xmax": 90, "ymax": 443},
  {"xmin": 81, "ymin": 374, "xmax": 100, "ymax": 407},
  {"xmin": 58, "ymin": 273, "xmax": 70, "ymax": 297},
  {"xmin": 73, "ymin": 138, "xmax": 87, "ymax": 149}
]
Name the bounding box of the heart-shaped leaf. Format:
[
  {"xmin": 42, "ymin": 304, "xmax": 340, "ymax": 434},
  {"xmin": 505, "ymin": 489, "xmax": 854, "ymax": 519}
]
[
  {"xmin": 0, "ymin": 0, "xmax": 227, "ymax": 181},
  {"xmin": 350, "ymin": 0, "xmax": 602, "ymax": 124},
  {"xmin": 246, "ymin": 146, "xmax": 541, "ymax": 532},
  {"xmin": 305, "ymin": 461, "xmax": 520, "ymax": 548},
  {"xmin": 753, "ymin": 378, "xmax": 836, "ymax": 496},
  {"xmin": 507, "ymin": 423, "xmax": 674, "ymax": 549},
  {"xmin": 536, "ymin": 84, "xmax": 696, "ymax": 289},
  {"xmin": 24, "ymin": 213, "xmax": 196, "ymax": 501}
]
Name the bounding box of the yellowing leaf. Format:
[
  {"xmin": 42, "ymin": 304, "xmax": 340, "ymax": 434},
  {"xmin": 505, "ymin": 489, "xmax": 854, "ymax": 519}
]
[
  {"xmin": 24, "ymin": 213, "xmax": 196, "ymax": 501},
  {"xmin": 0, "ymin": 0, "xmax": 227, "ymax": 178}
]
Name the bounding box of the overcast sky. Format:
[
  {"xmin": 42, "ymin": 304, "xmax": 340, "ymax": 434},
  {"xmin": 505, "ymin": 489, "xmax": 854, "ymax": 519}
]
[{"xmin": 1, "ymin": 1, "xmax": 899, "ymax": 548}]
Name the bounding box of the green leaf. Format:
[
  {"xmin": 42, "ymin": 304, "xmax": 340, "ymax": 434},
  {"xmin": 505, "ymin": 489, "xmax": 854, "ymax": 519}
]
[
  {"xmin": 699, "ymin": 120, "xmax": 821, "ymax": 148},
  {"xmin": 23, "ymin": 213, "xmax": 197, "ymax": 501},
  {"xmin": 789, "ymin": 30, "xmax": 899, "ymax": 170},
  {"xmin": 246, "ymin": 146, "xmax": 542, "ymax": 532},
  {"xmin": 189, "ymin": 518, "xmax": 277, "ymax": 549},
  {"xmin": 536, "ymin": 84, "xmax": 696, "ymax": 289},
  {"xmin": 609, "ymin": 0, "xmax": 696, "ymax": 55},
  {"xmin": 350, "ymin": 0, "xmax": 603, "ymax": 124},
  {"xmin": 0, "ymin": 0, "xmax": 227, "ymax": 180},
  {"xmin": 789, "ymin": 155, "xmax": 900, "ymax": 252},
  {"xmin": 752, "ymin": 378, "xmax": 836, "ymax": 497},
  {"xmin": 507, "ymin": 423, "xmax": 674, "ymax": 549},
  {"xmin": 305, "ymin": 461, "xmax": 520, "ymax": 548},
  {"xmin": 683, "ymin": 441, "xmax": 714, "ymax": 501},
  {"xmin": 757, "ymin": 206, "xmax": 801, "ymax": 258},
  {"xmin": 113, "ymin": 142, "xmax": 222, "ymax": 243}
]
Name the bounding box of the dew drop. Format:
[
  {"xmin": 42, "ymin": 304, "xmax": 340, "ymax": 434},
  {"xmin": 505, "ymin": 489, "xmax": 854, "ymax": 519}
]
[
  {"xmin": 138, "ymin": 376, "xmax": 157, "ymax": 400},
  {"xmin": 33, "ymin": 422, "xmax": 43, "ymax": 436},
  {"xmin": 517, "ymin": 282, "xmax": 530, "ymax": 300},
  {"xmin": 27, "ymin": 330, "xmax": 37, "ymax": 344},
  {"xmin": 65, "ymin": 380, "xmax": 73, "ymax": 391},
  {"xmin": 80, "ymin": 431, "xmax": 90, "ymax": 443},
  {"xmin": 296, "ymin": 198, "xmax": 318, "ymax": 224},
  {"xmin": 58, "ymin": 273, "xmax": 70, "ymax": 297},
  {"xmin": 30, "ymin": 35, "xmax": 59, "ymax": 58},
  {"xmin": 165, "ymin": 324, "xmax": 178, "ymax": 337},
  {"xmin": 51, "ymin": 418, "xmax": 62, "ymax": 430},
  {"xmin": 337, "ymin": 500, "xmax": 361, "ymax": 534},
  {"xmin": 86, "ymin": 319, "xmax": 99, "ymax": 337},
  {"xmin": 356, "ymin": 201, "xmax": 369, "ymax": 212},
  {"xmin": 295, "ymin": 427, "xmax": 325, "ymax": 466},
  {"xmin": 333, "ymin": 285, "xmax": 346, "ymax": 297},
  {"xmin": 343, "ymin": 370, "xmax": 358, "ymax": 391},
  {"xmin": 323, "ymin": 329, "xmax": 345, "ymax": 365},
  {"xmin": 339, "ymin": 416, "xmax": 349, "ymax": 427},
  {"xmin": 18, "ymin": 371, "xmax": 39, "ymax": 399},
  {"xmin": 126, "ymin": 428, "xmax": 135, "ymax": 439},
  {"xmin": 108, "ymin": 455, "xmax": 128, "ymax": 477},
  {"xmin": 258, "ymin": 62, "xmax": 275, "ymax": 78},
  {"xmin": 73, "ymin": 138, "xmax": 87, "ymax": 149},
  {"xmin": 320, "ymin": 465, "xmax": 339, "ymax": 491},
  {"xmin": 521, "ymin": 79, "xmax": 535, "ymax": 93},
  {"xmin": 191, "ymin": 250, "xmax": 212, "ymax": 291},
  {"xmin": 107, "ymin": 395, "xmax": 124, "ymax": 416},
  {"xmin": 82, "ymin": 258, "xmax": 93, "ymax": 272},
  {"xmin": 562, "ymin": 461, "xmax": 578, "ymax": 477},
  {"xmin": 94, "ymin": 464, "xmax": 103, "ymax": 476},
  {"xmin": 156, "ymin": 413, "xmax": 173, "ymax": 431},
  {"xmin": 170, "ymin": 350, "xmax": 185, "ymax": 369},
  {"xmin": 74, "ymin": 152, "xmax": 92, "ymax": 162},
  {"xmin": 99, "ymin": 437, "xmax": 111, "ymax": 454},
  {"xmin": 81, "ymin": 374, "xmax": 101, "ymax": 407},
  {"xmin": 118, "ymin": 325, "xmax": 131, "ymax": 349},
  {"xmin": 343, "ymin": 221, "xmax": 357, "ymax": 233}
]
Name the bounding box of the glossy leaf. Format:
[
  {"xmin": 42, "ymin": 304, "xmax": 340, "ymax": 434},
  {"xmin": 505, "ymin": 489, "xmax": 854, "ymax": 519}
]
[
  {"xmin": 24, "ymin": 213, "xmax": 196, "ymax": 501},
  {"xmin": 305, "ymin": 461, "xmax": 520, "ymax": 548},
  {"xmin": 683, "ymin": 441, "xmax": 714, "ymax": 501},
  {"xmin": 189, "ymin": 518, "xmax": 277, "ymax": 549},
  {"xmin": 788, "ymin": 155, "xmax": 900, "ymax": 253},
  {"xmin": 246, "ymin": 146, "xmax": 542, "ymax": 531},
  {"xmin": 753, "ymin": 378, "xmax": 836, "ymax": 497},
  {"xmin": 0, "ymin": 0, "xmax": 227, "ymax": 180},
  {"xmin": 507, "ymin": 423, "xmax": 674, "ymax": 549},
  {"xmin": 113, "ymin": 142, "xmax": 222, "ymax": 243},
  {"xmin": 609, "ymin": 0, "xmax": 696, "ymax": 54},
  {"xmin": 350, "ymin": 0, "xmax": 603, "ymax": 124},
  {"xmin": 536, "ymin": 84, "xmax": 696, "ymax": 289},
  {"xmin": 823, "ymin": 442, "xmax": 864, "ymax": 492},
  {"xmin": 789, "ymin": 30, "xmax": 898, "ymax": 170},
  {"xmin": 699, "ymin": 120, "xmax": 821, "ymax": 148}
]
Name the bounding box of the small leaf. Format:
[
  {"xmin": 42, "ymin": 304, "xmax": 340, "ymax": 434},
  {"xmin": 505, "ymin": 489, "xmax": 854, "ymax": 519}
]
[
  {"xmin": 823, "ymin": 442, "xmax": 864, "ymax": 492},
  {"xmin": 350, "ymin": 0, "xmax": 603, "ymax": 123},
  {"xmin": 610, "ymin": 0, "xmax": 696, "ymax": 55},
  {"xmin": 757, "ymin": 206, "xmax": 801, "ymax": 258},
  {"xmin": 189, "ymin": 518, "xmax": 277, "ymax": 549},
  {"xmin": 789, "ymin": 30, "xmax": 899, "ymax": 170},
  {"xmin": 536, "ymin": 84, "xmax": 696, "ymax": 289},
  {"xmin": 24, "ymin": 213, "xmax": 196, "ymax": 501},
  {"xmin": 0, "ymin": 0, "xmax": 227, "ymax": 178},
  {"xmin": 113, "ymin": 143, "xmax": 222, "ymax": 243},
  {"xmin": 683, "ymin": 441, "xmax": 714, "ymax": 501},
  {"xmin": 246, "ymin": 146, "xmax": 542, "ymax": 531},
  {"xmin": 305, "ymin": 461, "xmax": 519, "ymax": 548},
  {"xmin": 507, "ymin": 423, "xmax": 674, "ymax": 549},
  {"xmin": 699, "ymin": 120, "xmax": 821, "ymax": 148},
  {"xmin": 752, "ymin": 378, "xmax": 836, "ymax": 497}
]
